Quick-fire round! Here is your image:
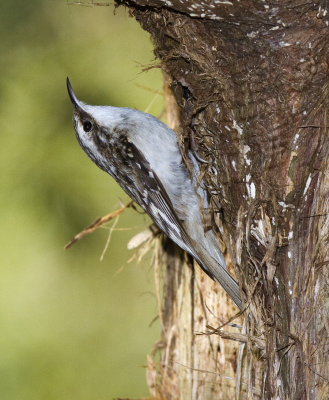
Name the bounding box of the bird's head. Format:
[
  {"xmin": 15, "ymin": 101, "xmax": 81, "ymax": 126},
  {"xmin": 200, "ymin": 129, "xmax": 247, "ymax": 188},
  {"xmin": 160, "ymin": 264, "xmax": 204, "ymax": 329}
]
[{"xmin": 67, "ymin": 77, "xmax": 126, "ymax": 172}]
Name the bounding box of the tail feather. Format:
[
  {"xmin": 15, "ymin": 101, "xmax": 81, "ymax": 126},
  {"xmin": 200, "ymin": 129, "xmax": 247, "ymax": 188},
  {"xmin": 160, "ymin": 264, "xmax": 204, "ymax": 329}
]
[
  {"xmin": 196, "ymin": 252, "xmax": 242, "ymax": 310},
  {"xmin": 212, "ymin": 263, "xmax": 242, "ymax": 310}
]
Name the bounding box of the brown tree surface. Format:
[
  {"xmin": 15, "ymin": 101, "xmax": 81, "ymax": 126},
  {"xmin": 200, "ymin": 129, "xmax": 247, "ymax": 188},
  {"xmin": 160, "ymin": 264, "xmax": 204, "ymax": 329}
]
[{"xmin": 116, "ymin": 1, "xmax": 329, "ymax": 398}]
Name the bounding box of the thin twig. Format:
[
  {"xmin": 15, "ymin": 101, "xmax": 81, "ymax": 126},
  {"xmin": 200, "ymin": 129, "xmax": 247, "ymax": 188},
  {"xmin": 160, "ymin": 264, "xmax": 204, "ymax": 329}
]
[
  {"xmin": 100, "ymin": 215, "xmax": 120, "ymax": 261},
  {"xmin": 298, "ymin": 125, "xmax": 322, "ymax": 128},
  {"xmin": 65, "ymin": 201, "xmax": 133, "ymax": 249},
  {"xmin": 173, "ymin": 361, "xmax": 234, "ymax": 380},
  {"xmin": 67, "ymin": 1, "xmax": 112, "ymax": 6},
  {"xmin": 199, "ymin": 327, "xmax": 265, "ymax": 349}
]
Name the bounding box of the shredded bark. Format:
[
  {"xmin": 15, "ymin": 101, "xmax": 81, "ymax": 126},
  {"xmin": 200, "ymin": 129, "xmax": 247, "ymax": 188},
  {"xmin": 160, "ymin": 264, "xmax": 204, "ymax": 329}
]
[{"xmin": 115, "ymin": 1, "xmax": 329, "ymax": 398}]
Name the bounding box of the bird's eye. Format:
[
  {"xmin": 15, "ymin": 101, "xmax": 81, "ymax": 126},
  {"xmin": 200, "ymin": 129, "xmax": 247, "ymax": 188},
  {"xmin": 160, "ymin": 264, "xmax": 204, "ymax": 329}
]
[{"xmin": 83, "ymin": 121, "xmax": 92, "ymax": 132}]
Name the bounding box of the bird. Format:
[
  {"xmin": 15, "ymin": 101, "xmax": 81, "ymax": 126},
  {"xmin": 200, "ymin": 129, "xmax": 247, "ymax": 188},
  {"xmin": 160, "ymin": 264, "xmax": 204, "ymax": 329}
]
[{"xmin": 67, "ymin": 78, "xmax": 242, "ymax": 310}]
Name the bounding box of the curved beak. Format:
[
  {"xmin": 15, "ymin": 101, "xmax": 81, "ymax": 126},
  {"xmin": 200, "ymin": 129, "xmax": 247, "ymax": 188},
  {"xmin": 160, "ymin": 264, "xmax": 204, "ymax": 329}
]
[{"xmin": 67, "ymin": 77, "xmax": 82, "ymax": 110}]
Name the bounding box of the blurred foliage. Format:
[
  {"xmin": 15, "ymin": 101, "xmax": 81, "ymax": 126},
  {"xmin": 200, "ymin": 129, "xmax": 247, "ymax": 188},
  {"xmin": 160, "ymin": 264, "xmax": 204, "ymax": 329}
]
[{"xmin": 0, "ymin": 1, "xmax": 164, "ymax": 399}]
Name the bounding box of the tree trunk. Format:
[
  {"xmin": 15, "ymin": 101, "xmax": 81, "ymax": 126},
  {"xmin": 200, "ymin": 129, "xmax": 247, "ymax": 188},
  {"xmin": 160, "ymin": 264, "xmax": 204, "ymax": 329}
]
[{"xmin": 117, "ymin": 1, "xmax": 329, "ymax": 398}]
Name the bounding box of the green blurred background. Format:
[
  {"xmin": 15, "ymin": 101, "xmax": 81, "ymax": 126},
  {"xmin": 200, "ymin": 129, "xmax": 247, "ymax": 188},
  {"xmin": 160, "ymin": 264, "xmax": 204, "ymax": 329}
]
[{"xmin": 0, "ymin": 1, "xmax": 164, "ymax": 398}]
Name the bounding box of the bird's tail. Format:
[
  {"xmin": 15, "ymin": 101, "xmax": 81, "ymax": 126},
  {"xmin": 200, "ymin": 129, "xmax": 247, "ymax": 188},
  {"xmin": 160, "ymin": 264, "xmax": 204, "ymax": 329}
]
[
  {"xmin": 196, "ymin": 250, "xmax": 242, "ymax": 310},
  {"xmin": 211, "ymin": 260, "xmax": 242, "ymax": 310}
]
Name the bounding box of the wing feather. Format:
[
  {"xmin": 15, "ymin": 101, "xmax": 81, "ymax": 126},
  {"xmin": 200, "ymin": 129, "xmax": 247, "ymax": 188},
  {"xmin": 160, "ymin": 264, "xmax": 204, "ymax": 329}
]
[
  {"xmin": 113, "ymin": 140, "xmax": 242, "ymax": 308},
  {"xmin": 124, "ymin": 142, "xmax": 207, "ymax": 270}
]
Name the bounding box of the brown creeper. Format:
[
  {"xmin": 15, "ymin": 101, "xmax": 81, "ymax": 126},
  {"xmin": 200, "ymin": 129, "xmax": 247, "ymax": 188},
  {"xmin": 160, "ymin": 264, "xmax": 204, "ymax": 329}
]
[{"xmin": 67, "ymin": 78, "xmax": 242, "ymax": 310}]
